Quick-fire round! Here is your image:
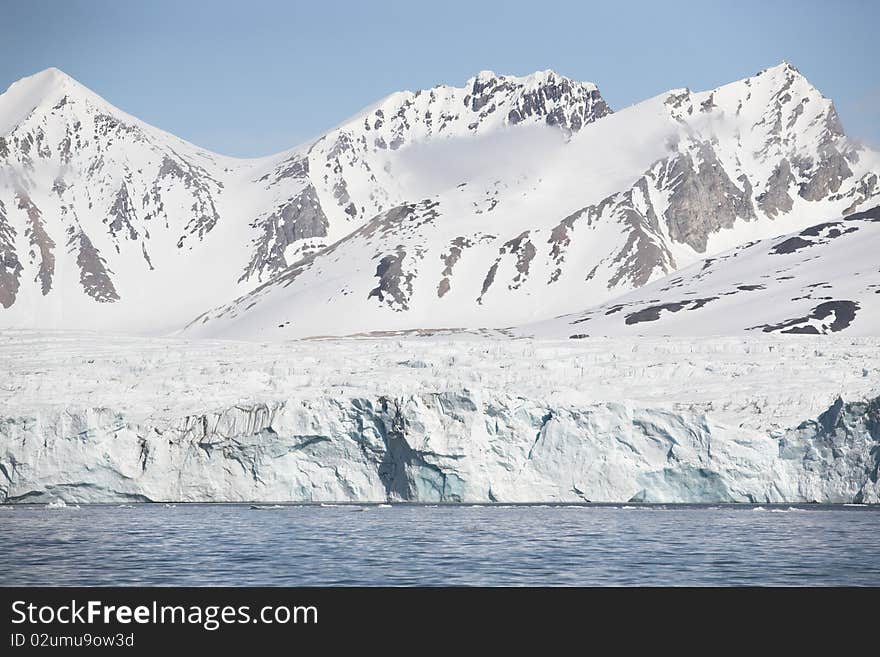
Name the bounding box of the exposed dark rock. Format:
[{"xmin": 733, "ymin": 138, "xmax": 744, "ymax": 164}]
[
  {"xmin": 437, "ymin": 236, "xmax": 472, "ymax": 298},
  {"xmin": 94, "ymin": 113, "xmax": 141, "ymax": 139},
  {"xmin": 547, "ymin": 174, "xmax": 677, "ymax": 291},
  {"xmin": 51, "ymin": 177, "xmax": 67, "ymax": 196},
  {"xmin": 160, "ymin": 155, "xmax": 223, "ymax": 246},
  {"xmin": 752, "ymin": 300, "xmax": 859, "ymax": 334},
  {"xmin": 796, "ymin": 107, "xmax": 853, "ymax": 202},
  {"xmin": 840, "ymin": 174, "xmax": 878, "ymax": 215},
  {"xmin": 608, "ymin": 178, "xmax": 676, "ymax": 288},
  {"xmin": 771, "ymin": 236, "xmax": 814, "ymax": 255},
  {"xmin": 547, "ymin": 208, "xmax": 583, "ymax": 283},
  {"xmin": 471, "ymin": 71, "xmax": 611, "ymax": 135},
  {"xmin": 318, "ymin": 134, "xmax": 365, "ymax": 221},
  {"xmin": 662, "ymin": 142, "xmax": 756, "ymax": 252},
  {"xmin": 241, "ymin": 184, "xmax": 329, "ymax": 282},
  {"xmin": 157, "ymin": 156, "xmax": 186, "ymax": 181},
  {"xmin": 756, "ymin": 158, "xmax": 795, "ymax": 218},
  {"xmin": 258, "ymin": 154, "xmax": 309, "ymax": 185},
  {"xmin": 436, "ymin": 277, "xmax": 450, "ymax": 298},
  {"xmin": 476, "ymin": 229, "xmax": 538, "ymax": 302},
  {"xmin": 356, "ymin": 201, "xmax": 439, "ymax": 241},
  {"xmin": 700, "ymin": 93, "xmax": 716, "ymax": 113},
  {"xmin": 69, "ymin": 230, "xmax": 119, "ymax": 303},
  {"xmin": 141, "ymin": 243, "xmax": 154, "ymax": 270},
  {"xmin": 333, "ymin": 181, "xmax": 353, "ymax": 213},
  {"xmin": 477, "ymin": 262, "xmax": 498, "ymax": 305},
  {"xmin": 770, "ymin": 219, "xmax": 860, "ymax": 255},
  {"xmin": 664, "ymin": 89, "xmax": 693, "ymax": 122},
  {"xmin": 800, "ymin": 221, "xmax": 842, "ymax": 237},
  {"xmin": 625, "ymin": 297, "xmax": 718, "ymax": 325},
  {"xmin": 368, "ymin": 247, "xmax": 414, "ymax": 312},
  {"xmin": 108, "ymin": 184, "xmax": 139, "ymax": 243},
  {"xmin": 16, "ymin": 191, "xmax": 55, "ymax": 295},
  {"xmin": 842, "ymin": 204, "xmax": 880, "ymax": 223},
  {"xmin": 798, "ymin": 149, "xmax": 853, "ymax": 202},
  {"xmin": 0, "ymin": 200, "xmax": 23, "ymax": 308},
  {"xmin": 501, "ymin": 231, "xmax": 536, "ymax": 289}
]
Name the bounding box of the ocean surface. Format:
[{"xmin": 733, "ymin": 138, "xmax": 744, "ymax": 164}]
[{"xmin": 2, "ymin": 503, "xmax": 879, "ymax": 586}]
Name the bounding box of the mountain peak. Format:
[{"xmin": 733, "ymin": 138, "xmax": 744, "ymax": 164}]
[
  {"xmin": 29, "ymin": 66, "xmax": 72, "ymax": 83},
  {"xmin": 752, "ymin": 60, "xmax": 814, "ymax": 89},
  {"xmin": 750, "ymin": 60, "xmax": 833, "ymax": 112},
  {"xmin": 0, "ymin": 67, "xmax": 89, "ymax": 135},
  {"xmin": 5, "ymin": 67, "xmax": 80, "ymax": 97},
  {"xmin": 769, "ymin": 59, "xmax": 801, "ymax": 75},
  {"xmin": 466, "ymin": 68, "xmax": 590, "ymax": 90}
]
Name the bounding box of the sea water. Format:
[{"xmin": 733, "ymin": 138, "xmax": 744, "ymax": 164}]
[{"xmin": 1, "ymin": 504, "xmax": 878, "ymax": 586}]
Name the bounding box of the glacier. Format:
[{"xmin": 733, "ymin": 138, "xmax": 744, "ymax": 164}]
[{"xmin": 1, "ymin": 331, "xmax": 878, "ymax": 504}]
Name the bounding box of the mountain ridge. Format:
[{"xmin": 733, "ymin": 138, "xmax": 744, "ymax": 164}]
[{"xmin": 0, "ymin": 62, "xmax": 877, "ymax": 337}]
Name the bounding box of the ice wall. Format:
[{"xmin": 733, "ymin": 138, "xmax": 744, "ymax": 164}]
[
  {"xmin": 3, "ymin": 390, "xmax": 879, "ymax": 504},
  {"xmin": 1, "ymin": 332, "xmax": 878, "ymax": 503}
]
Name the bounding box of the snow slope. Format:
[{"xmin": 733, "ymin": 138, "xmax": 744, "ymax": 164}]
[
  {"xmin": 1, "ymin": 331, "xmax": 879, "ymax": 503},
  {"xmin": 523, "ymin": 204, "xmax": 880, "ymax": 337}
]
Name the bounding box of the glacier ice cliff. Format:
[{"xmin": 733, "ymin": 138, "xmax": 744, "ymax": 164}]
[
  {"xmin": 1, "ymin": 332, "xmax": 879, "ymax": 503},
  {"xmin": 2, "ymin": 392, "xmax": 879, "ymax": 504}
]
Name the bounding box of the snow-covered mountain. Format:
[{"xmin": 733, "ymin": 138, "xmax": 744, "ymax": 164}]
[
  {"xmin": 185, "ymin": 62, "xmax": 880, "ymax": 339},
  {"xmin": 0, "ymin": 67, "xmax": 610, "ymax": 333},
  {"xmin": 0, "ymin": 63, "xmax": 877, "ymax": 337},
  {"xmin": 522, "ymin": 204, "xmax": 880, "ymax": 337},
  {"xmin": 0, "ymin": 68, "xmax": 260, "ymax": 332}
]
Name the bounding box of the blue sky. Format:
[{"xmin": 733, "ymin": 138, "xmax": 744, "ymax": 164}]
[{"xmin": 1, "ymin": 0, "xmax": 877, "ymax": 156}]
